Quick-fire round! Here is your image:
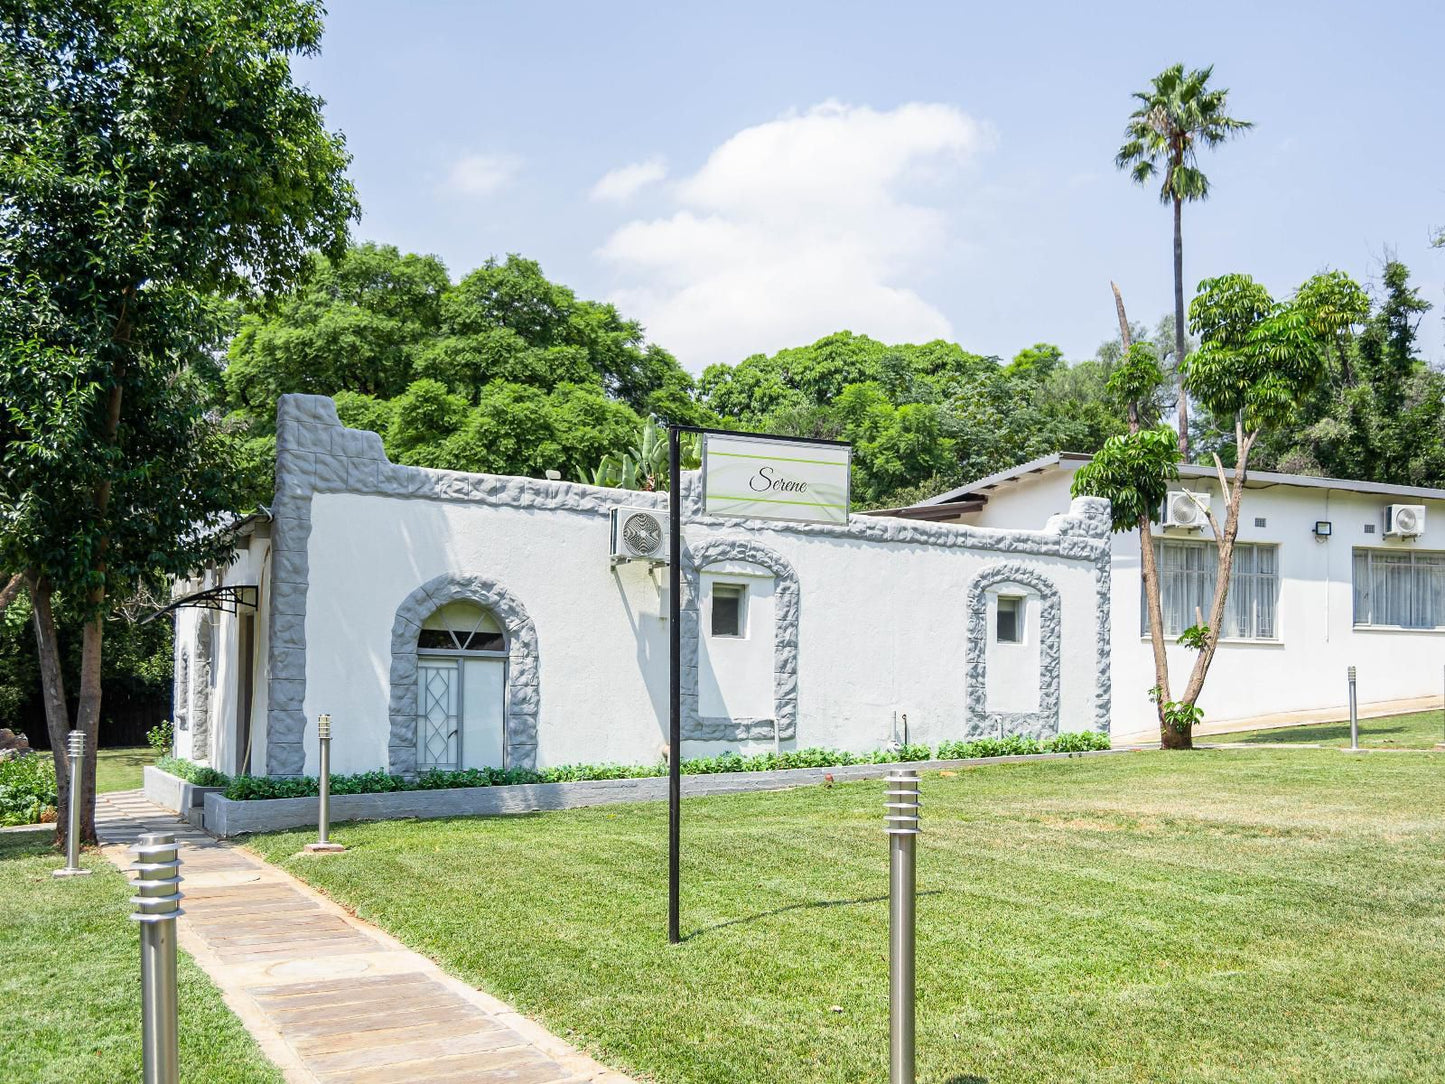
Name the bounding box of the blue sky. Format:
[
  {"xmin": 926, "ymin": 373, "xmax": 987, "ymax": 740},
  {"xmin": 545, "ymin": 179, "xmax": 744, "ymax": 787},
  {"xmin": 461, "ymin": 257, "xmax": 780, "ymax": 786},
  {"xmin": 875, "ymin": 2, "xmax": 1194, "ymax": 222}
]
[{"xmin": 296, "ymin": 0, "xmax": 1445, "ymax": 372}]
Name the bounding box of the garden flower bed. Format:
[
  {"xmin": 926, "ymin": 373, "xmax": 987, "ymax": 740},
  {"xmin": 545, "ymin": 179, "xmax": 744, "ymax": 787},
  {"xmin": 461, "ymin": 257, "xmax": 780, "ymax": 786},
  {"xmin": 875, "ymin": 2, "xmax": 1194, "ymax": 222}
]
[{"xmin": 145, "ymin": 733, "xmax": 1117, "ymax": 837}]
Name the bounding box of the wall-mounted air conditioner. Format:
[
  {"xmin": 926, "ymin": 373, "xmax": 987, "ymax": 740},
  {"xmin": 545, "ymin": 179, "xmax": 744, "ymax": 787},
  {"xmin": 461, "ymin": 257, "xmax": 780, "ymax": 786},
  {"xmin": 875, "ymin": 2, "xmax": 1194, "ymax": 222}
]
[
  {"xmin": 610, "ymin": 507, "xmax": 669, "ymax": 565},
  {"xmin": 1384, "ymin": 504, "xmax": 1425, "ymax": 538},
  {"xmin": 1162, "ymin": 490, "xmax": 1208, "ymax": 530}
]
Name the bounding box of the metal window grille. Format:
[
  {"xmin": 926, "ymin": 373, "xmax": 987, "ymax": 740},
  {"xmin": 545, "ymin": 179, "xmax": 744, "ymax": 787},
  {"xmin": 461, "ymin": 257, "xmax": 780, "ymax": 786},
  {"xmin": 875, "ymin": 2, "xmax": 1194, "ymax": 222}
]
[{"xmin": 417, "ymin": 662, "xmax": 460, "ymax": 771}]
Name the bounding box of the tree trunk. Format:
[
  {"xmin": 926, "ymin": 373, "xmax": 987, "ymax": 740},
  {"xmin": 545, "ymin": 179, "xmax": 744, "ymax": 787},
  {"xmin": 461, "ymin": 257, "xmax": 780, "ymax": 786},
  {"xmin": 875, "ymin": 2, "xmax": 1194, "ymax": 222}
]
[
  {"xmin": 28, "ymin": 577, "xmax": 74, "ymax": 849},
  {"xmin": 1112, "ymin": 282, "xmax": 1140, "ymax": 434},
  {"xmin": 0, "ymin": 572, "xmax": 23, "ymax": 617},
  {"xmin": 1181, "ymin": 429, "xmax": 1256, "ymax": 707},
  {"xmin": 72, "ymin": 615, "xmax": 103, "ymax": 844},
  {"xmin": 1173, "ymin": 195, "xmax": 1189, "ymax": 460},
  {"xmin": 1138, "ymin": 519, "xmax": 1182, "ymax": 748}
]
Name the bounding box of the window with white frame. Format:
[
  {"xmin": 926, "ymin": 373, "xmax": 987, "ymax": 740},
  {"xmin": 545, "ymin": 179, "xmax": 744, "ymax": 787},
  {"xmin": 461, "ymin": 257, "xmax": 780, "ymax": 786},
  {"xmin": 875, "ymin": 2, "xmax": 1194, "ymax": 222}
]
[
  {"xmin": 710, "ymin": 583, "xmax": 747, "ymax": 637},
  {"xmin": 1352, "ymin": 549, "xmax": 1445, "ymax": 629},
  {"xmin": 1143, "ymin": 540, "xmax": 1279, "ymax": 639}
]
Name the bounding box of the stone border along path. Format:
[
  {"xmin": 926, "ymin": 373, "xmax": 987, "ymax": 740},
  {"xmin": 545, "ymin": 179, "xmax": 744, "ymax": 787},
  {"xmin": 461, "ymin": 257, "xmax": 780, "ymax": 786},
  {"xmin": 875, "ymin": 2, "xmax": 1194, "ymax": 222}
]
[{"xmin": 96, "ymin": 790, "xmax": 636, "ymax": 1084}]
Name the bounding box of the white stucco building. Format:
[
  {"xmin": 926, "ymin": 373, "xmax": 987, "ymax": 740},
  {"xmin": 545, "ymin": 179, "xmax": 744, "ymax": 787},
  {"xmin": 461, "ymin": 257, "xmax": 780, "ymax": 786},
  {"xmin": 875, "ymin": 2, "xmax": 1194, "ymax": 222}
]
[
  {"xmin": 169, "ymin": 397, "xmax": 1112, "ymax": 778},
  {"xmin": 893, "ymin": 452, "xmax": 1445, "ymax": 743}
]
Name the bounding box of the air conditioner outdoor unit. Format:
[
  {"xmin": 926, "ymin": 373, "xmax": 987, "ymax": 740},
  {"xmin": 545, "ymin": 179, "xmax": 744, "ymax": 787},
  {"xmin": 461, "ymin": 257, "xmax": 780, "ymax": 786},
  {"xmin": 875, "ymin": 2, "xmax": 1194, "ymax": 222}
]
[
  {"xmin": 1162, "ymin": 490, "xmax": 1208, "ymax": 530},
  {"xmin": 1384, "ymin": 504, "xmax": 1426, "ymax": 538},
  {"xmin": 610, "ymin": 506, "xmax": 669, "ymax": 565}
]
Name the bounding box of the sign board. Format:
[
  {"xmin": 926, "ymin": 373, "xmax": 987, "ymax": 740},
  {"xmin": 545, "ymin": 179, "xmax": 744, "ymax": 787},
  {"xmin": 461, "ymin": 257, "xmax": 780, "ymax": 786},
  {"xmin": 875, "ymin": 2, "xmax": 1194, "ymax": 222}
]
[{"xmin": 702, "ymin": 432, "xmax": 851, "ymax": 525}]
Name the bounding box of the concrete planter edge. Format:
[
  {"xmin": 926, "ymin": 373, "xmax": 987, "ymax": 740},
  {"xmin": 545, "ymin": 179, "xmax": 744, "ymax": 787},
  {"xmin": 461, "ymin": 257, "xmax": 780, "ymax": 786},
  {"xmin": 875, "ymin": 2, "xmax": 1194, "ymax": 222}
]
[{"xmin": 199, "ymin": 746, "xmax": 1132, "ymax": 838}]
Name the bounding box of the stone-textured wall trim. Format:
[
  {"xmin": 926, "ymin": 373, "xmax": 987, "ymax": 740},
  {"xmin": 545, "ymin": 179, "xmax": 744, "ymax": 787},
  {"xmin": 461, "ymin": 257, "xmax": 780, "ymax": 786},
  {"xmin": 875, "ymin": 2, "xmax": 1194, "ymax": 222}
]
[
  {"xmin": 263, "ymin": 394, "xmax": 1113, "ymax": 775},
  {"xmin": 965, "ymin": 563, "xmax": 1062, "ymax": 740},
  {"xmin": 387, "ymin": 575, "xmax": 540, "ymax": 775},
  {"xmin": 681, "ymin": 539, "xmax": 799, "ymax": 743},
  {"xmin": 192, "ymin": 617, "xmax": 213, "ymax": 764}
]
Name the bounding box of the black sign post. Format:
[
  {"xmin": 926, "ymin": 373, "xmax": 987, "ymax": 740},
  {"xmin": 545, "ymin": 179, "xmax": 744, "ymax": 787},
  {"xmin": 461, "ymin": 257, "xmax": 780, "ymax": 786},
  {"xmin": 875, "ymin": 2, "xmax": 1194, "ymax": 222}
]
[
  {"xmin": 668, "ymin": 425, "xmax": 683, "ymax": 944},
  {"xmin": 665, "ymin": 424, "xmax": 850, "ymax": 946}
]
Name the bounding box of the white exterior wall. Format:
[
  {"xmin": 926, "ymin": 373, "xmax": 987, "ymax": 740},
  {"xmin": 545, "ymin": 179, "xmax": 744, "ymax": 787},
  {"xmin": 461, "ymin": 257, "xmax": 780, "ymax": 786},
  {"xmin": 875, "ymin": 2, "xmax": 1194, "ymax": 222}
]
[
  {"xmin": 187, "ymin": 396, "xmax": 1110, "ymax": 778},
  {"xmin": 168, "ymin": 535, "xmax": 268, "ymax": 775},
  {"xmin": 298, "ymin": 490, "xmax": 1105, "ymax": 775},
  {"xmin": 954, "ymin": 462, "xmax": 1445, "ymax": 742}
]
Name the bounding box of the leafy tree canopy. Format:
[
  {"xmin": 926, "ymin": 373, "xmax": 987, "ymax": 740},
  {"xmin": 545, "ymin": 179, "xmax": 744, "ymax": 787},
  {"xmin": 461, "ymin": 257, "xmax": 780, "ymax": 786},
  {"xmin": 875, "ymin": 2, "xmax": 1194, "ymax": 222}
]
[{"xmin": 224, "ymin": 244, "xmax": 706, "ymax": 497}]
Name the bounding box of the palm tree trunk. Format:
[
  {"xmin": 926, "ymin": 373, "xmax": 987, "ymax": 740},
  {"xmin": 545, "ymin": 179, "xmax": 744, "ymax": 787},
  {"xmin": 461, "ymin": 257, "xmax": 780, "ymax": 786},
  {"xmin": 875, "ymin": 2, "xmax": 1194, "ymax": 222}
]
[{"xmin": 1173, "ymin": 195, "xmax": 1189, "ymax": 460}]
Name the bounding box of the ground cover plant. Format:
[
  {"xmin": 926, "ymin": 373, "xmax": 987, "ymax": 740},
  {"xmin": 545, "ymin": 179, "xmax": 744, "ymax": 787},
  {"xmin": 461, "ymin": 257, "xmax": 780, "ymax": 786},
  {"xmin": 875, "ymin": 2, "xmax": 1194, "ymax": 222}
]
[
  {"xmin": 157, "ymin": 732, "xmax": 1112, "ymax": 801},
  {"xmin": 248, "ymin": 749, "xmax": 1445, "ymax": 1083},
  {"xmin": 0, "ymin": 753, "xmax": 55, "ymax": 825},
  {"xmin": 1213, "ymin": 708, "xmax": 1445, "ymax": 749},
  {"xmin": 0, "ymin": 836, "xmax": 281, "ymax": 1083}
]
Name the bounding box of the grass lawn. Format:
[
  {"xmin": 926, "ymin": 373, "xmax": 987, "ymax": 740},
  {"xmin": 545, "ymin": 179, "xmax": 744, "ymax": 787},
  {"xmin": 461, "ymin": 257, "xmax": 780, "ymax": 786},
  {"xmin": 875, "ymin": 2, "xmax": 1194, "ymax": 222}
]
[
  {"xmin": 0, "ymin": 836, "xmax": 281, "ymax": 1083},
  {"xmin": 247, "ymin": 749, "xmax": 1445, "ymax": 1083},
  {"xmin": 95, "ymin": 745, "xmax": 153, "ymax": 793},
  {"xmin": 1214, "ymin": 708, "xmax": 1445, "ymax": 749}
]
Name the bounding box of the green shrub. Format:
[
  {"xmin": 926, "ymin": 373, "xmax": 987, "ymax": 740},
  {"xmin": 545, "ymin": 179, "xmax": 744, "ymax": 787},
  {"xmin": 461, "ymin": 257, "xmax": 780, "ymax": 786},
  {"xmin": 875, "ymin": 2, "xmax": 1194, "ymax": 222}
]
[
  {"xmin": 935, "ymin": 731, "xmax": 1110, "ymax": 760},
  {"xmin": 155, "ymin": 756, "xmax": 230, "ymax": 789},
  {"xmin": 146, "ymin": 721, "xmax": 174, "ymax": 757},
  {"xmin": 214, "ymin": 731, "xmax": 1113, "ymax": 802},
  {"xmin": 0, "ymin": 754, "xmax": 57, "ymax": 826},
  {"xmin": 1048, "ymin": 730, "xmax": 1113, "ymax": 753}
]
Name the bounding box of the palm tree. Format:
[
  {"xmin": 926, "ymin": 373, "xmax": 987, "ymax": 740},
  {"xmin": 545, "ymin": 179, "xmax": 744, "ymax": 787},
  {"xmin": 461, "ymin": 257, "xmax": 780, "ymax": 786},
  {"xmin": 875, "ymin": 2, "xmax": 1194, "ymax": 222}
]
[{"xmin": 1117, "ymin": 64, "xmax": 1252, "ymax": 459}]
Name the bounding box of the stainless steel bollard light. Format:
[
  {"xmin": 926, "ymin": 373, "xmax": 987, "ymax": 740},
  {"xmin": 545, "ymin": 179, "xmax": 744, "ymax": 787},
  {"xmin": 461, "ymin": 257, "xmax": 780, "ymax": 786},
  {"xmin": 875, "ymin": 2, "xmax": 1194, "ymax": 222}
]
[
  {"xmin": 1348, "ymin": 666, "xmax": 1360, "ymax": 751},
  {"xmin": 305, "ymin": 713, "xmax": 345, "ymax": 853},
  {"xmin": 130, "ymin": 832, "xmax": 182, "ymax": 1084},
  {"xmin": 53, "ymin": 730, "xmax": 92, "ymax": 878},
  {"xmin": 885, "ymin": 769, "xmax": 921, "ymax": 1084}
]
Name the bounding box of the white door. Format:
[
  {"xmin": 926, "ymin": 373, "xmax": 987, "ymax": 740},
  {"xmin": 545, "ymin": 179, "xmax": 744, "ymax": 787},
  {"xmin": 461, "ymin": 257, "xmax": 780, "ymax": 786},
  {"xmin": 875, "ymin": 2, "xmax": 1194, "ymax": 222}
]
[{"xmin": 461, "ymin": 657, "xmax": 506, "ymax": 769}]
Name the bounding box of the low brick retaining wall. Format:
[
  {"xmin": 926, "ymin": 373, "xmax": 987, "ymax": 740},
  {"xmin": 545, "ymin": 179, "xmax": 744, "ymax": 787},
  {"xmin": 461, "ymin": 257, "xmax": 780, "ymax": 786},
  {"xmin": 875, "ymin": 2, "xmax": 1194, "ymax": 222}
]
[{"xmin": 199, "ymin": 747, "xmax": 1131, "ymax": 838}]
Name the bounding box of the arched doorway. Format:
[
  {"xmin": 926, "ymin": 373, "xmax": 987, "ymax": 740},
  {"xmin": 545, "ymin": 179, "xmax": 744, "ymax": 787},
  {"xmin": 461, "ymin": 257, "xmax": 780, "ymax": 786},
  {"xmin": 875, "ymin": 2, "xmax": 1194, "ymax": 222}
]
[{"xmin": 415, "ymin": 600, "xmax": 508, "ymax": 771}]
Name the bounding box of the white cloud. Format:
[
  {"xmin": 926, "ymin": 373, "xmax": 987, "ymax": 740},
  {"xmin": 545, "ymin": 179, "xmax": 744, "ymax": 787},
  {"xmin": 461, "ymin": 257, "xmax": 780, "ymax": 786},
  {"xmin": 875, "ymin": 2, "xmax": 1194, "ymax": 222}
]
[
  {"xmin": 590, "ymin": 156, "xmax": 667, "ymax": 201},
  {"xmin": 597, "ymin": 101, "xmax": 993, "ymax": 369},
  {"xmin": 444, "ymin": 152, "xmax": 521, "ymax": 197}
]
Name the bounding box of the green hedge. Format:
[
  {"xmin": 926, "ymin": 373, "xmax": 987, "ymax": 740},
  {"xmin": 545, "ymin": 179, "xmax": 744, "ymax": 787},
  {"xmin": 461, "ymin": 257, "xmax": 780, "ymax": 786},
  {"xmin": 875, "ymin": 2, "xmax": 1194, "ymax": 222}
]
[
  {"xmin": 0, "ymin": 753, "xmax": 57, "ymax": 826},
  {"xmin": 167, "ymin": 731, "xmax": 1111, "ymax": 802},
  {"xmin": 155, "ymin": 756, "xmax": 230, "ymax": 789}
]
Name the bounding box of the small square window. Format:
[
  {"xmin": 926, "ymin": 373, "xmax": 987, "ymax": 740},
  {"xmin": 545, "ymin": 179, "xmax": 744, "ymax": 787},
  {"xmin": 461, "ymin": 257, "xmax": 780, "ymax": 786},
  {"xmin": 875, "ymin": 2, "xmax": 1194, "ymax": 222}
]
[
  {"xmin": 996, "ymin": 596, "xmax": 1024, "ymax": 644},
  {"xmin": 711, "ymin": 584, "xmax": 746, "ymax": 637}
]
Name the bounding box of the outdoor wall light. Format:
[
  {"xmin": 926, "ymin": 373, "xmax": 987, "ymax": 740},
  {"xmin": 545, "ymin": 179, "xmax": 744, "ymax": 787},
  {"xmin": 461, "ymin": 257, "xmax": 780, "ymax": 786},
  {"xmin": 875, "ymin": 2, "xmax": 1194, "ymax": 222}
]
[{"xmin": 1314, "ymin": 520, "xmax": 1333, "ymax": 538}]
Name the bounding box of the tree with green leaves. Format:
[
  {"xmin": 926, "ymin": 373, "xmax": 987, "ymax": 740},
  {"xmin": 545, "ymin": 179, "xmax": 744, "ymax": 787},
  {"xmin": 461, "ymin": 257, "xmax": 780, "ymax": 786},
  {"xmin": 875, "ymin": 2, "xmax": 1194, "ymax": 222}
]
[
  {"xmin": 1116, "ymin": 63, "xmax": 1252, "ymax": 460},
  {"xmin": 1074, "ymin": 273, "xmax": 1347, "ymax": 747},
  {"xmin": 0, "ymin": 0, "xmax": 356, "ymax": 843}
]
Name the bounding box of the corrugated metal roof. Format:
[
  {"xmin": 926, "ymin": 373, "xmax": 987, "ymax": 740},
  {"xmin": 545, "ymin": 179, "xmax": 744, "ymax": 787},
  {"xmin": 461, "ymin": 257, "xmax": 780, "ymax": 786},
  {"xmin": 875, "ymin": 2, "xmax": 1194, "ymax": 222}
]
[{"xmin": 908, "ymin": 452, "xmax": 1445, "ymax": 510}]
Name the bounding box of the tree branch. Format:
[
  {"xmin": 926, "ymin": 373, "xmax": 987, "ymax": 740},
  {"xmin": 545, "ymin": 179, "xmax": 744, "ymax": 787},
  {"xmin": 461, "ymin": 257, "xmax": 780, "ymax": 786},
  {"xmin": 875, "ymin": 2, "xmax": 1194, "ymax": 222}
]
[{"xmin": 0, "ymin": 572, "xmax": 24, "ymax": 618}]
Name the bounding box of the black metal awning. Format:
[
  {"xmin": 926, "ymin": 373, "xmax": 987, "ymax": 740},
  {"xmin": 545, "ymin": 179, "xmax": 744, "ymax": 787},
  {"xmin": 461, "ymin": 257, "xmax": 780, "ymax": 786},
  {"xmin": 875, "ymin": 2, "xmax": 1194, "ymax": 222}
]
[{"xmin": 141, "ymin": 585, "xmax": 258, "ymax": 624}]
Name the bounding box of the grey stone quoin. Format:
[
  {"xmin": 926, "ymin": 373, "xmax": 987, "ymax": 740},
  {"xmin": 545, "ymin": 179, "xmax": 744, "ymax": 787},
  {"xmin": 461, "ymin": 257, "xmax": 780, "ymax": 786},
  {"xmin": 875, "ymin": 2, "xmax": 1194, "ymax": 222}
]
[
  {"xmin": 964, "ymin": 563, "xmax": 1062, "ymax": 739},
  {"xmin": 387, "ymin": 575, "xmax": 540, "ymax": 775},
  {"xmin": 265, "ymin": 394, "xmax": 1113, "ymax": 776},
  {"xmin": 681, "ymin": 539, "xmax": 799, "ymax": 742}
]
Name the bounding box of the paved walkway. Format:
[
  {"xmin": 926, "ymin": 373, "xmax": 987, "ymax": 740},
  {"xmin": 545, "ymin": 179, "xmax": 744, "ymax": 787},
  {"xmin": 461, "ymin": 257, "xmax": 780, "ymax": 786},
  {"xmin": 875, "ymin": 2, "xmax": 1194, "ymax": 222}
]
[
  {"xmin": 97, "ymin": 790, "xmax": 634, "ymax": 1084},
  {"xmin": 1113, "ymin": 694, "xmax": 1444, "ymax": 745}
]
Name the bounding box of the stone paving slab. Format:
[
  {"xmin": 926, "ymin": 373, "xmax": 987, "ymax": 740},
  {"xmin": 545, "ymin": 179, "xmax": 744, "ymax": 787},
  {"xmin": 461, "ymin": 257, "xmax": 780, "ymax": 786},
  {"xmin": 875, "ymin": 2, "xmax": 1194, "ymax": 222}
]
[{"xmin": 96, "ymin": 790, "xmax": 636, "ymax": 1084}]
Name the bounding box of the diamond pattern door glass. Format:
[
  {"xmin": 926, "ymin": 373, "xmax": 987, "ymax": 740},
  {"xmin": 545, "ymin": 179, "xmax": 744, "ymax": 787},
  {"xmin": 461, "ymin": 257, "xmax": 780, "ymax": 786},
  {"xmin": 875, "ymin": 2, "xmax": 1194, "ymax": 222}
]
[{"xmin": 418, "ymin": 661, "xmax": 459, "ymax": 770}]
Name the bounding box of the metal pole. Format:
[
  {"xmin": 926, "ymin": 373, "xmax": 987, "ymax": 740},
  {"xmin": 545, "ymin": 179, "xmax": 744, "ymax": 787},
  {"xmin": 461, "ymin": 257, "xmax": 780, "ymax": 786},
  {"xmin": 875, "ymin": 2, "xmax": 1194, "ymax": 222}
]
[
  {"xmin": 885, "ymin": 769, "xmax": 921, "ymax": 1084},
  {"xmin": 53, "ymin": 730, "xmax": 92, "ymax": 878},
  {"xmin": 1347, "ymin": 666, "xmax": 1359, "ymax": 751},
  {"xmin": 306, "ymin": 714, "xmax": 345, "ymax": 853},
  {"xmin": 131, "ymin": 832, "xmax": 182, "ymax": 1084},
  {"xmin": 668, "ymin": 425, "xmax": 682, "ymax": 944}
]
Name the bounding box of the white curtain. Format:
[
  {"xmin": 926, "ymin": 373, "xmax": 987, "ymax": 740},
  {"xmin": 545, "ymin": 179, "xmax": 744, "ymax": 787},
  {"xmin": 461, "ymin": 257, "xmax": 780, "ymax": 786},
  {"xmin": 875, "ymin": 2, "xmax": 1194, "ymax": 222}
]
[
  {"xmin": 1147, "ymin": 541, "xmax": 1278, "ymax": 639},
  {"xmin": 1356, "ymin": 549, "xmax": 1445, "ymax": 628}
]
